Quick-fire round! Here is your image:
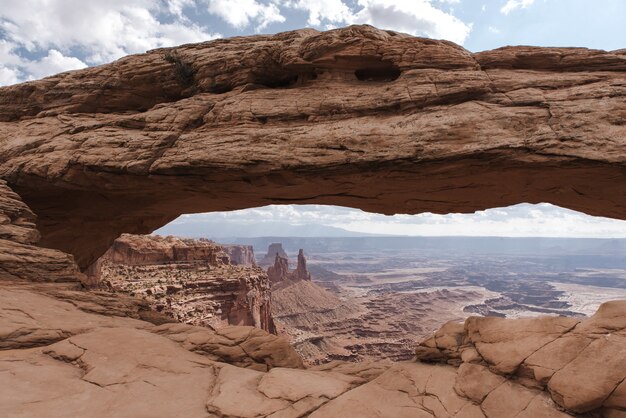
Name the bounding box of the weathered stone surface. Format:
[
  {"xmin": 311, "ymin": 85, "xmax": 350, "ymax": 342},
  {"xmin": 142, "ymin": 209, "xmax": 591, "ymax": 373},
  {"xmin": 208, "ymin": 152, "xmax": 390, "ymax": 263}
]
[
  {"xmin": 152, "ymin": 322, "xmax": 303, "ymax": 371},
  {"xmin": 267, "ymin": 247, "xmax": 312, "ymax": 284},
  {"xmin": 465, "ymin": 315, "xmax": 579, "ymax": 374},
  {"xmin": 94, "ymin": 233, "xmax": 275, "ymax": 333},
  {"xmin": 0, "ymin": 25, "xmax": 624, "ymax": 269},
  {"xmin": 0, "ymin": 180, "xmax": 82, "ymax": 283},
  {"xmin": 222, "ymin": 244, "xmax": 256, "ymax": 266},
  {"xmin": 309, "ymin": 359, "xmax": 390, "ymax": 382},
  {"xmin": 311, "ymin": 362, "xmax": 477, "ymax": 418},
  {"xmin": 95, "ymin": 233, "xmax": 230, "ymax": 266},
  {"xmin": 1, "ymin": 25, "xmax": 626, "ymax": 418},
  {"xmin": 415, "ymin": 301, "xmax": 626, "ymax": 415}
]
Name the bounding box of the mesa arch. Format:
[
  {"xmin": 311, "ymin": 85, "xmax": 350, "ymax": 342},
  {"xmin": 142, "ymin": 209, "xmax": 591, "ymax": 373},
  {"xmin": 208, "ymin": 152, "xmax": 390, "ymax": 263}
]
[{"xmin": 0, "ymin": 25, "xmax": 624, "ymax": 270}]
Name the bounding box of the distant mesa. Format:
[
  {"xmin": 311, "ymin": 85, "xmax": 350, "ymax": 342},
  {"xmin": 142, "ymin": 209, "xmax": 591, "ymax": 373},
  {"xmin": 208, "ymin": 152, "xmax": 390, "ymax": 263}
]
[{"xmin": 259, "ymin": 243, "xmax": 289, "ymax": 267}]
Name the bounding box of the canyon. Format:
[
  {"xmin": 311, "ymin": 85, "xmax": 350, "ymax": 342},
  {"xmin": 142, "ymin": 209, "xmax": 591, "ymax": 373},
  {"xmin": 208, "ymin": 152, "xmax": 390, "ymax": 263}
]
[{"xmin": 0, "ymin": 25, "xmax": 625, "ymax": 417}]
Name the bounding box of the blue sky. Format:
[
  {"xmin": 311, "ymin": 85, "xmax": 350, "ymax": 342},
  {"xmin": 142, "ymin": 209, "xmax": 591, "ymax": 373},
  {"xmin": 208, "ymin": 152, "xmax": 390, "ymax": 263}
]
[
  {"xmin": 1, "ymin": 0, "xmax": 626, "ymax": 85},
  {"xmin": 2, "ymin": 0, "xmax": 625, "ymax": 237}
]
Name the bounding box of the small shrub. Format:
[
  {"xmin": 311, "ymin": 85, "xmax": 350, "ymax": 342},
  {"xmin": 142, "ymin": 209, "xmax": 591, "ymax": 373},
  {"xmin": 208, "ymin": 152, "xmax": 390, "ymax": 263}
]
[{"xmin": 163, "ymin": 52, "xmax": 196, "ymax": 87}]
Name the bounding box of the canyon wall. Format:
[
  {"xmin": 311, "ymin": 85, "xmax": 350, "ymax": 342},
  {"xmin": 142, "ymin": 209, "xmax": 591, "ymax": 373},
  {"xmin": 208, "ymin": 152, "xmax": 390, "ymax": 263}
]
[
  {"xmin": 94, "ymin": 234, "xmax": 275, "ymax": 333},
  {"xmin": 101, "ymin": 234, "xmax": 230, "ymax": 266},
  {"xmin": 222, "ymin": 244, "xmax": 256, "ymax": 266}
]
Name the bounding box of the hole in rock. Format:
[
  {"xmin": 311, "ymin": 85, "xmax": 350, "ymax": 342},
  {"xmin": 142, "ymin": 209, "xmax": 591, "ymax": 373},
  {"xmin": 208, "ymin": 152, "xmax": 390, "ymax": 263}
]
[
  {"xmin": 89, "ymin": 203, "xmax": 626, "ymax": 365},
  {"xmin": 354, "ymin": 66, "xmax": 401, "ymax": 82},
  {"xmin": 207, "ymin": 84, "xmax": 233, "ymax": 94},
  {"xmin": 255, "ymin": 71, "xmax": 318, "ymax": 89}
]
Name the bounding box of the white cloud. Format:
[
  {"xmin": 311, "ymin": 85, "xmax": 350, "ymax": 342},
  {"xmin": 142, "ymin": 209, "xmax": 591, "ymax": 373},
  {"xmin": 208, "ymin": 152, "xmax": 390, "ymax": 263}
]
[
  {"xmin": 22, "ymin": 49, "xmax": 87, "ymax": 80},
  {"xmin": 488, "ymin": 25, "xmax": 500, "ymax": 33},
  {"xmin": 0, "ymin": 0, "xmax": 219, "ymax": 86},
  {"xmin": 166, "ymin": 0, "xmax": 196, "ymax": 18},
  {"xmin": 285, "ymin": 0, "xmax": 472, "ymax": 45},
  {"xmin": 350, "ymin": 0, "xmax": 471, "ymax": 44},
  {"xmin": 206, "ymin": 0, "xmax": 285, "ymax": 29},
  {"xmin": 501, "ymin": 0, "xmax": 535, "ymax": 15},
  {"xmin": 0, "ymin": 66, "xmax": 20, "ymax": 85},
  {"xmin": 0, "ymin": 0, "xmax": 475, "ymax": 86},
  {"xmin": 286, "ymin": 0, "xmax": 354, "ymax": 26},
  {"xmin": 170, "ymin": 203, "xmax": 626, "ymax": 238}
]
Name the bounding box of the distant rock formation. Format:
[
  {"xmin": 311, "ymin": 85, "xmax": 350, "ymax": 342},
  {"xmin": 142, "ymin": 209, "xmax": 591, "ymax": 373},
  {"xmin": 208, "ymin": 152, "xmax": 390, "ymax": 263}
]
[
  {"xmin": 267, "ymin": 254, "xmax": 290, "ymax": 284},
  {"xmin": 293, "ymin": 249, "xmax": 312, "ymax": 281},
  {"xmin": 265, "ymin": 247, "xmax": 312, "ymax": 284},
  {"xmin": 259, "ymin": 243, "xmax": 288, "ymax": 267},
  {"xmin": 92, "ymin": 234, "xmax": 275, "ymax": 333},
  {"xmin": 222, "ymin": 244, "xmax": 256, "ymax": 266},
  {"xmin": 97, "ymin": 234, "xmax": 230, "ymax": 266}
]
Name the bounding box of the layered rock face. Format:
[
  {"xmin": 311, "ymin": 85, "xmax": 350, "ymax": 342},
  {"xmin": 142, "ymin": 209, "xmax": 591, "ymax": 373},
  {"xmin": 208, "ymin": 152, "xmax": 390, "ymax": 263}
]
[
  {"xmin": 267, "ymin": 247, "xmax": 312, "ymax": 284},
  {"xmin": 0, "ymin": 25, "xmax": 624, "ymax": 269},
  {"xmin": 294, "ymin": 249, "xmax": 312, "ymax": 281},
  {"xmin": 99, "ymin": 234, "xmax": 230, "ymax": 266},
  {"xmin": 0, "ymin": 180, "xmax": 82, "ymax": 283},
  {"xmin": 94, "ymin": 234, "xmax": 275, "ymax": 333},
  {"xmin": 222, "ymin": 244, "xmax": 256, "ymax": 266}
]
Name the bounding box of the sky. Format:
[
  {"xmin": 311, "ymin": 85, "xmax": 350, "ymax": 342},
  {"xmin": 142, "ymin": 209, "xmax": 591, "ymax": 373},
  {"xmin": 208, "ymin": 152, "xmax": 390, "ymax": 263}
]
[
  {"xmin": 156, "ymin": 203, "xmax": 626, "ymax": 239},
  {"xmin": 1, "ymin": 0, "xmax": 626, "ymax": 85},
  {"xmin": 2, "ymin": 0, "xmax": 625, "ymax": 237}
]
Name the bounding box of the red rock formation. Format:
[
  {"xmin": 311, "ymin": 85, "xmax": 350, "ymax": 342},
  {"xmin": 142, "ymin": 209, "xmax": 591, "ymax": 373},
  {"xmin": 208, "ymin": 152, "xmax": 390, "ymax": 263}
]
[
  {"xmin": 0, "ymin": 25, "xmax": 626, "ymax": 417},
  {"xmin": 293, "ymin": 249, "xmax": 312, "ymax": 281},
  {"xmin": 414, "ymin": 301, "xmax": 626, "ymax": 416},
  {"xmin": 267, "ymin": 254, "xmax": 290, "ymax": 284},
  {"xmin": 102, "ymin": 234, "xmax": 230, "ymax": 266},
  {"xmin": 260, "ymin": 243, "xmax": 289, "ymax": 267},
  {"xmin": 0, "ymin": 26, "xmax": 625, "ymax": 270},
  {"xmin": 94, "ymin": 234, "xmax": 275, "ymax": 333},
  {"xmin": 222, "ymin": 244, "xmax": 256, "ymax": 266},
  {"xmin": 0, "ymin": 180, "xmax": 83, "ymax": 283},
  {"xmin": 266, "ymin": 247, "xmax": 312, "ymax": 284}
]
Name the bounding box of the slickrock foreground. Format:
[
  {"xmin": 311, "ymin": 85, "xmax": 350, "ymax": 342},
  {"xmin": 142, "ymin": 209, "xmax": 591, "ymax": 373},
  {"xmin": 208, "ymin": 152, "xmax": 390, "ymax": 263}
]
[
  {"xmin": 3, "ymin": 279, "xmax": 624, "ymax": 416},
  {"xmin": 0, "ymin": 25, "xmax": 625, "ymax": 268}
]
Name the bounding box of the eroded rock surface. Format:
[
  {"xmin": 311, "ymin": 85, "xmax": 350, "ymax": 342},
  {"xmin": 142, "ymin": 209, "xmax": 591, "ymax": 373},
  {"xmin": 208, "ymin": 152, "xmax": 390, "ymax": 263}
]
[
  {"xmin": 222, "ymin": 244, "xmax": 257, "ymax": 266},
  {"xmin": 93, "ymin": 234, "xmax": 275, "ymax": 333},
  {"xmin": 415, "ymin": 300, "xmax": 626, "ymax": 416},
  {"xmin": 0, "ymin": 25, "xmax": 624, "ymax": 269},
  {"xmin": 267, "ymin": 248, "xmax": 312, "ymax": 284},
  {"xmin": 0, "ymin": 180, "xmax": 82, "ymax": 283}
]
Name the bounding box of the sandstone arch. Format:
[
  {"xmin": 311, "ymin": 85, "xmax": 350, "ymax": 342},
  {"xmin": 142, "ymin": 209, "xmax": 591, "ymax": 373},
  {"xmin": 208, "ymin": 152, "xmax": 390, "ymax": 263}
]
[{"xmin": 0, "ymin": 25, "xmax": 625, "ymax": 269}]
